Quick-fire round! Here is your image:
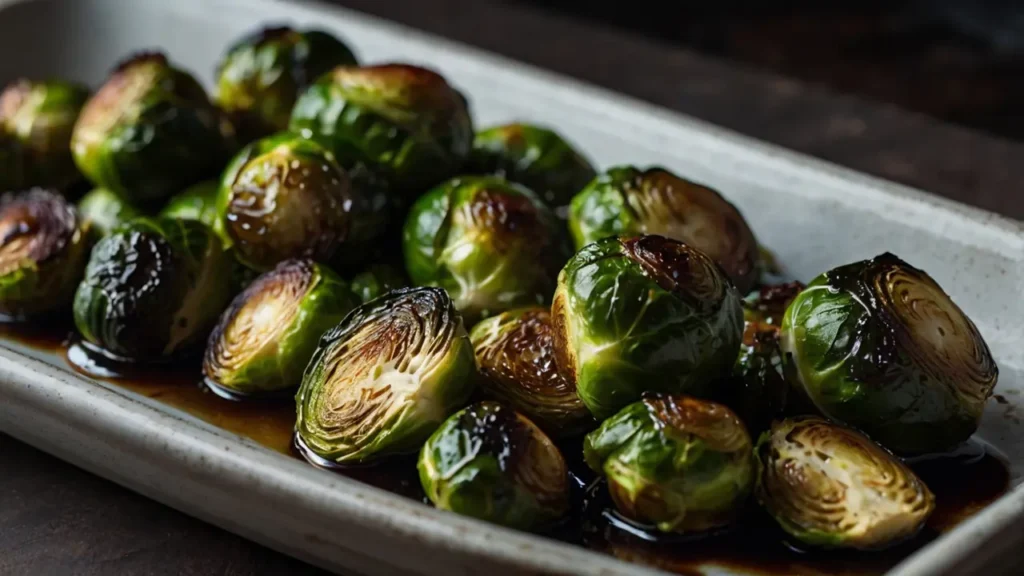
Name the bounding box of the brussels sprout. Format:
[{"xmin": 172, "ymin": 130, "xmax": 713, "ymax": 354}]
[
  {"xmin": 295, "ymin": 287, "xmax": 476, "ymax": 465},
  {"xmin": 0, "ymin": 79, "xmax": 90, "ymax": 191},
  {"xmin": 418, "ymin": 401, "xmax": 569, "ymax": 530},
  {"xmin": 71, "ymin": 53, "xmax": 234, "ymax": 204},
  {"xmin": 349, "ymin": 263, "xmax": 407, "ymax": 304},
  {"xmin": 469, "ymin": 123, "xmax": 596, "ymax": 213},
  {"xmin": 742, "ymin": 281, "xmax": 804, "ymax": 327},
  {"xmin": 204, "ymin": 258, "xmax": 357, "ymax": 397},
  {"xmin": 569, "ymin": 166, "xmax": 761, "ymax": 293},
  {"xmin": 715, "ymin": 320, "xmax": 788, "ymax": 435},
  {"xmin": 403, "ymin": 176, "xmax": 569, "ymax": 322},
  {"xmin": 552, "ymin": 235, "xmax": 743, "ymax": 420},
  {"xmin": 0, "ymin": 189, "xmax": 93, "ymax": 319},
  {"xmin": 77, "ymin": 187, "xmax": 145, "ymax": 236},
  {"xmin": 160, "ymin": 180, "xmax": 219, "ymax": 228},
  {"xmin": 584, "ymin": 393, "xmax": 754, "ymax": 534},
  {"xmin": 469, "ymin": 307, "xmax": 591, "ymax": 437},
  {"xmin": 215, "ymin": 26, "xmax": 358, "ymax": 140},
  {"xmin": 780, "ymin": 253, "xmax": 999, "ymax": 455},
  {"xmin": 217, "ymin": 131, "xmax": 384, "ymax": 271},
  {"xmin": 755, "ymin": 416, "xmax": 935, "ymax": 550},
  {"xmin": 290, "ymin": 64, "xmax": 473, "ymax": 194},
  {"xmin": 73, "ymin": 217, "xmax": 233, "ymax": 362}
]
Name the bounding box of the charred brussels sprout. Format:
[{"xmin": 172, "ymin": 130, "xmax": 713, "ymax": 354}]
[
  {"xmin": 71, "ymin": 53, "xmax": 233, "ymax": 204},
  {"xmin": 295, "ymin": 287, "xmax": 476, "ymax": 465},
  {"xmin": 73, "ymin": 217, "xmax": 232, "ymax": 362},
  {"xmin": 0, "ymin": 189, "xmax": 92, "ymax": 319},
  {"xmin": 290, "ymin": 64, "xmax": 473, "ymax": 194},
  {"xmin": 470, "ymin": 307, "xmax": 591, "ymax": 437},
  {"xmin": 0, "ymin": 79, "xmax": 89, "ymax": 191},
  {"xmin": 780, "ymin": 253, "xmax": 998, "ymax": 455},
  {"xmin": 755, "ymin": 416, "xmax": 935, "ymax": 550},
  {"xmin": 469, "ymin": 123, "xmax": 595, "ymax": 212},
  {"xmin": 569, "ymin": 166, "xmax": 761, "ymax": 293},
  {"xmin": 160, "ymin": 180, "xmax": 219, "ymax": 228},
  {"xmin": 403, "ymin": 176, "xmax": 569, "ymax": 322},
  {"xmin": 552, "ymin": 235, "xmax": 743, "ymax": 420},
  {"xmin": 716, "ymin": 320, "xmax": 788, "ymax": 436},
  {"xmin": 742, "ymin": 281, "xmax": 804, "ymax": 327},
  {"xmin": 584, "ymin": 393, "xmax": 754, "ymax": 534},
  {"xmin": 418, "ymin": 401, "xmax": 569, "ymax": 530},
  {"xmin": 204, "ymin": 259, "xmax": 357, "ymax": 397},
  {"xmin": 349, "ymin": 263, "xmax": 407, "ymax": 304},
  {"xmin": 77, "ymin": 187, "xmax": 144, "ymax": 236},
  {"xmin": 215, "ymin": 27, "xmax": 357, "ymax": 140}
]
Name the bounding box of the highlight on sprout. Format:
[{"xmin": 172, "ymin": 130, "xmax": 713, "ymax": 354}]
[
  {"xmin": 77, "ymin": 187, "xmax": 145, "ymax": 236},
  {"xmin": 160, "ymin": 180, "xmax": 220, "ymax": 228}
]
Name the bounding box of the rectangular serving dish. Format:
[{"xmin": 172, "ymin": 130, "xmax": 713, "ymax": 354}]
[{"xmin": 0, "ymin": 0, "xmax": 1021, "ymax": 574}]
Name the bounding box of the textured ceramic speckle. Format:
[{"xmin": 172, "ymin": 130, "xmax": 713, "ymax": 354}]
[{"xmin": 0, "ymin": 0, "xmax": 1021, "ymax": 574}]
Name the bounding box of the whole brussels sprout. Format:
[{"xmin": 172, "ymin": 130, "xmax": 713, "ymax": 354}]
[
  {"xmin": 0, "ymin": 189, "xmax": 93, "ymax": 319},
  {"xmin": 204, "ymin": 258, "xmax": 357, "ymax": 397},
  {"xmin": 742, "ymin": 281, "xmax": 804, "ymax": 327},
  {"xmin": 418, "ymin": 401, "xmax": 569, "ymax": 530},
  {"xmin": 780, "ymin": 253, "xmax": 998, "ymax": 455},
  {"xmin": 469, "ymin": 307, "xmax": 591, "ymax": 437},
  {"xmin": 552, "ymin": 235, "xmax": 743, "ymax": 420},
  {"xmin": 71, "ymin": 53, "xmax": 234, "ymax": 204},
  {"xmin": 215, "ymin": 26, "xmax": 358, "ymax": 140},
  {"xmin": 295, "ymin": 287, "xmax": 476, "ymax": 465},
  {"xmin": 403, "ymin": 176, "xmax": 570, "ymax": 323},
  {"xmin": 217, "ymin": 131, "xmax": 384, "ymax": 272},
  {"xmin": 290, "ymin": 64, "xmax": 473, "ymax": 195},
  {"xmin": 160, "ymin": 180, "xmax": 219, "ymax": 228},
  {"xmin": 349, "ymin": 263, "xmax": 408, "ymax": 304},
  {"xmin": 569, "ymin": 166, "xmax": 761, "ymax": 293},
  {"xmin": 73, "ymin": 217, "xmax": 233, "ymax": 362},
  {"xmin": 469, "ymin": 123, "xmax": 596, "ymax": 213},
  {"xmin": 77, "ymin": 187, "xmax": 145, "ymax": 236},
  {"xmin": 715, "ymin": 319, "xmax": 788, "ymax": 436},
  {"xmin": 755, "ymin": 416, "xmax": 935, "ymax": 550},
  {"xmin": 584, "ymin": 393, "xmax": 754, "ymax": 534},
  {"xmin": 0, "ymin": 79, "xmax": 90, "ymax": 191}
]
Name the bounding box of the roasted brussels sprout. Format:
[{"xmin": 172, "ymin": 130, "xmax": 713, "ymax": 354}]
[
  {"xmin": 584, "ymin": 393, "xmax": 754, "ymax": 534},
  {"xmin": 160, "ymin": 180, "xmax": 219, "ymax": 228},
  {"xmin": 0, "ymin": 79, "xmax": 89, "ymax": 191},
  {"xmin": 418, "ymin": 401, "xmax": 569, "ymax": 530},
  {"xmin": 755, "ymin": 416, "xmax": 935, "ymax": 550},
  {"xmin": 73, "ymin": 217, "xmax": 233, "ymax": 362},
  {"xmin": 742, "ymin": 281, "xmax": 804, "ymax": 327},
  {"xmin": 552, "ymin": 235, "xmax": 743, "ymax": 420},
  {"xmin": 295, "ymin": 287, "xmax": 476, "ymax": 465},
  {"xmin": 0, "ymin": 189, "xmax": 92, "ymax": 319},
  {"xmin": 215, "ymin": 26, "xmax": 358, "ymax": 140},
  {"xmin": 349, "ymin": 263, "xmax": 407, "ymax": 304},
  {"xmin": 569, "ymin": 166, "xmax": 761, "ymax": 293},
  {"xmin": 469, "ymin": 123, "xmax": 596, "ymax": 213},
  {"xmin": 716, "ymin": 320, "xmax": 788, "ymax": 435},
  {"xmin": 71, "ymin": 53, "xmax": 233, "ymax": 204},
  {"xmin": 403, "ymin": 176, "xmax": 569, "ymax": 322},
  {"xmin": 780, "ymin": 253, "xmax": 998, "ymax": 455},
  {"xmin": 204, "ymin": 258, "xmax": 357, "ymax": 397},
  {"xmin": 470, "ymin": 307, "xmax": 591, "ymax": 437},
  {"xmin": 290, "ymin": 64, "xmax": 473, "ymax": 194},
  {"xmin": 77, "ymin": 187, "xmax": 145, "ymax": 236},
  {"xmin": 217, "ymin": 131, "xmax": 382, "ymax": 271}
]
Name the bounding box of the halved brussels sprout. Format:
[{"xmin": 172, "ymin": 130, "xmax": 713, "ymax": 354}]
[
  {"xmin": 71, "ymin": 53, "xmax": 233, "ymax": 204},
  {"xmin": 742, "ymin": 281, "xmax": 805, "ymax": 326},
  {"xmin": 0, "ymin": 188, "xmax": 92, "ymax": 319},
  {"xmin": 552, "ymin": 235, "xmax": 743, "ymax": 420},
  {"xmin": 290, "ymin": 64, "xmax": 473, "ymax": 194},
  {"xmin": 0, "ymin": 79, "xmax": 90, "ymax": 191},
  {"xmin": 160, "ymin": 180, "xmax": 219, "ymax": 228},
  {"xmin": 217, "ymin": 131, "xmax": 383, "ymax": 271},
  {"xmin": 780, "ymin": 253, "xmax": 999, "ymax": 455},
  {"xmin": 469, "ymin": 123, "xmax": 596, "ymax": 213},
  {"xmin": 77, "ymin": 187, "xmax": 145, "ymax": 236},
  {"xmin": 418, "ymin": 401, "xmax": 570, "ymax": 530},
  {"xmin": 755, "ymin": 416, "xmax": 935, "ymax": 550},
  {"xmin": 469, "ymin": 307, "xmax": 591, "ymax": 437},
  {"xmin": 295, "ymin": 286, "xmax": 476, "ymax": 465},
  {"xmin": 569, "ymin": 166, "xmax": 761, "ymax": 293},
  {"xmin": 215, "ymin": 26, "xmax": 358, "ymax": 140},
  {"xmin": 403, "ymin": 176, "xmax": 569, "ymax": 322},
  {"xmin": 204, "ymin": 258, "xmax": 357, "ymax": 397},
  {"xmin": 349, "ymin": 263, "xmax": 408, "ymax": 304},
  {"xmin": 584, "ymin": 393, "xmax": 754, "ymax": 534},
  {"xmin": 73, "ymin": 217, "xmax": 233, "ymax": 362}
]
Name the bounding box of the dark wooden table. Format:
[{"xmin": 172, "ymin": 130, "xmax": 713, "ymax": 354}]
[{"xmin": 3, "ymin": 1, "xmax": 1023, "ymax": 575}]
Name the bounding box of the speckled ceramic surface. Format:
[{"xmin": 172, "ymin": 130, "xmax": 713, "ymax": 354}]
[{"xmin": 0, "ymin": 0, "xmax": 1021, "ymax": 574}]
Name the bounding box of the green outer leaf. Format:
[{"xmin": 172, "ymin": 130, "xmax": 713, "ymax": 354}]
[
  {"xmin": 349, "ymin": 263, "xmax": 408, "ymax": 304},
  {"xmin": 568, "ymin": 166, "xmax": 638, "ymax": 249},
  {"xmin": 160, "ymin": 180, "xmax": 220, "ymax": 228},
  {"xmin": 77, "ymin": 187, "xmax": 146, "ymax": 236}
]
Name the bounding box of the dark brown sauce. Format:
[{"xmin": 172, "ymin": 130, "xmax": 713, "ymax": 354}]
[{"xmin": 3, "ymin": 325, "xmax": 1014, "ymax": 576}]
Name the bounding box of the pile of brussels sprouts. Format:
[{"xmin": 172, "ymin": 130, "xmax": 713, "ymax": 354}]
[{"xmin": 0, "ymin": 23, "xmax": 1001, "ymax": 556}]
